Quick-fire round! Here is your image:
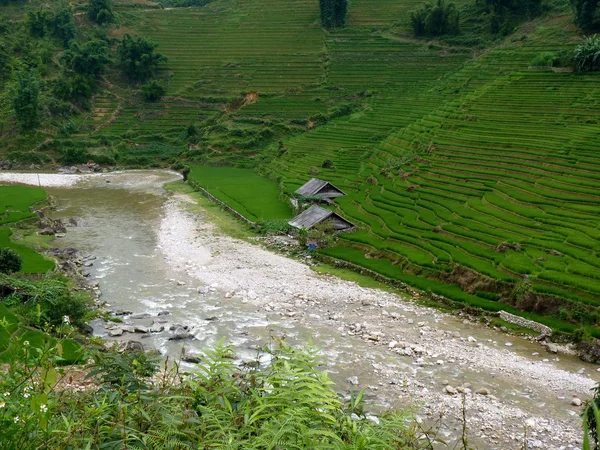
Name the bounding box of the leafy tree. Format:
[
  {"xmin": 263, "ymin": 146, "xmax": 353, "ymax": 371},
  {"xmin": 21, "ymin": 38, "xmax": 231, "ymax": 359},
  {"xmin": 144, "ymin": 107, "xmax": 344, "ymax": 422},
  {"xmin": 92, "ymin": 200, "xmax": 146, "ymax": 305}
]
[
  {"xmin": 88, "ymin": 0, "xmax": 114, "ymax": 24},
  {"xmin": 53, "ymin": 6, "xmax": 77, "ymax": 46},
  {"xmin": 12, "ymin": 71, "xmax": 41, "ymax": 132},
  {"xmin": 26, "ymin": 9, "xmax": 52, "ymax": 38},
  {"xmin": 574, "ymin": 34, "xmax": 600, "ymax": 71},
  {"xmin": 0, "ymin": 248, "xmax": 22, "ymax": 274},
  {"xmin": 411, "ymin": 0, "xmax": 460, "ymax": 37},
  {"xmin": 62, "ymin": 39, "xmax": 110, "ymax": 76},
  {"xmin": 117, "ymin": 34, "xmax": 167, "ymax": 82},
  {"xmin": 53, "ymin": 74, "xmax": 96, "ymax": 102},
  {"xmin": 571, "ymin": 0, "xmax": 600, "ymax": 31},
  {"xmin": 141, "ymin": 79, "xmax": 166, "ymax": 101},
  {"xmin": 319, "ymin": 0, "xmax": 347, "ymax": 28},
  {"xmin": 0, "ymin": 42, "xmax": 11, "ymax": 80}
]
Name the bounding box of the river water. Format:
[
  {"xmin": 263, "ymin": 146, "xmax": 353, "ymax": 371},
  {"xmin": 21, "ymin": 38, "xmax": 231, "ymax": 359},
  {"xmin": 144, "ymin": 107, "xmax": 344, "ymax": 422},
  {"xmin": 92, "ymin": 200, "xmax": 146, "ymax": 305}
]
[{"xmin": 2, "ymin": 170, "xmax": 597, "ymax": 448}]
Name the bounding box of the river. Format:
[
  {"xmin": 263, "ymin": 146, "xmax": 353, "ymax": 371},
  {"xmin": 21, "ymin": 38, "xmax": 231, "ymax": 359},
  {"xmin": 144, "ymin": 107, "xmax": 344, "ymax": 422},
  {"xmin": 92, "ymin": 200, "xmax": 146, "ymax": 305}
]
[{"xmin": 1, "ymin": 170, "xmax": 596, "ymax": 449}]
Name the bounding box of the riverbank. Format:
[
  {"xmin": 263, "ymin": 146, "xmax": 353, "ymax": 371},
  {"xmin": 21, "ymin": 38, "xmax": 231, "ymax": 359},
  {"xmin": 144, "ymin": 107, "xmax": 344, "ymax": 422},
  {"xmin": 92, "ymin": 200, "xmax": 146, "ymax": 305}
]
[
  {"xmin": 0, "ymin": 171, "xmax": 595, "ymax": 448},
  {"xmin": 159, "ymin": 189, "xmax": 594, "ymax": 449}
]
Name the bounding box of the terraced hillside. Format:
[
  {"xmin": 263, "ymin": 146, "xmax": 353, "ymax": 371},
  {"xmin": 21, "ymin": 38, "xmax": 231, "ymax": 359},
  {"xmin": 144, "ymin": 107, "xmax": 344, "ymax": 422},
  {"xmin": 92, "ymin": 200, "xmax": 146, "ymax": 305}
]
[{"xmin": 59, "ymin": 0, "xmax": 600, "ymax": 332}]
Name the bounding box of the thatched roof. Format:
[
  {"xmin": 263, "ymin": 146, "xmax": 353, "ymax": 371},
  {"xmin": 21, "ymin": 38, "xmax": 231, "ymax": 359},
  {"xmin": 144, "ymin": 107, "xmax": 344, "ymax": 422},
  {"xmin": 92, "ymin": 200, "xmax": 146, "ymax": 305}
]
[
  {"xmin": 288, "ymin": 205, "xmax": 354, "ymax": 230},
  {"xmin": 295, "ymin": 178, "xmax": 345, "ymax": 198}
]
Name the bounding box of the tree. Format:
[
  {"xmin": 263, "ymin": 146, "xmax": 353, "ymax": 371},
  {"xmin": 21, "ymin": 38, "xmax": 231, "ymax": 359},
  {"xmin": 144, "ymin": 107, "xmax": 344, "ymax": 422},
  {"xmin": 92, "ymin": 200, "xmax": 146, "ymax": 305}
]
[
  {"xmin": 62, "ymin": 39, "xmax": 110, "ymax": 76},
  {"xmin": 12, "ymin": 71, "xmax": 41, "ymax": 132},
  {"xmin": 410, "ymin": 0, "xmax": 460, "ymax": 37},
  {"xmin": 26, "ymin": 9, "xmax": 52, "ymax": 38},
  {"xmin": 88, "ymin": 0, "xmax": 113, "ymax": 24},
  {"xmin": 571, "ymin": 0, "xmax": 600, "ymax": 31},
  {"xmin": 0, "ymin": 248, "xmax": 22, "ymax": 274},
  {"xmin": 117, "ymin": 34, "xmax": 167, "ymax": 82},
  {"xmin": 53, "ymin": 6, "xmax": 77, "ymax": 46},
  {"xmin": 181, "ymin": 165, "xmax": 191, "ymax": 182},
  {"xmin": 141, "ymin": 79, "xmax": 166, "ymax": 101},
  {"xmin": 319, "ymin": 0, "xmax": 347, "ymax": 29}
]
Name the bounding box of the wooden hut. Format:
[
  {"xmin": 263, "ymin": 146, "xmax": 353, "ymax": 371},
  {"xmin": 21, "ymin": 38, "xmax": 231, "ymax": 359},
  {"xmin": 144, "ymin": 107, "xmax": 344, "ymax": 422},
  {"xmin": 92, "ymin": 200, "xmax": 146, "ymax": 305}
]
[
  {"xmin": 295, "ymin": 178, "xmax": 345, "ymax": 200},
  {"xmin": 288, "ymin": 205, "xmax": 354, "ymax": 231}
]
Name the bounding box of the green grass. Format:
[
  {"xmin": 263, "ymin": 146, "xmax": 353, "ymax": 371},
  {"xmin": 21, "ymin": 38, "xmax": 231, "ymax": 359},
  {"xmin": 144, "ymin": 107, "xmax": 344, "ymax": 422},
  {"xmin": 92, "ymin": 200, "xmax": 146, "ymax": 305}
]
[
  {"xmin": 188, "ymin": 166, "xmax": 292, "ymax": 222},
  {"xmin": 0, "ymin": 228, "xmax": 54, "ymax": 274},
  {"xmin": 0, "ymin": 186, "xmax": 47, "ymax": 225}
]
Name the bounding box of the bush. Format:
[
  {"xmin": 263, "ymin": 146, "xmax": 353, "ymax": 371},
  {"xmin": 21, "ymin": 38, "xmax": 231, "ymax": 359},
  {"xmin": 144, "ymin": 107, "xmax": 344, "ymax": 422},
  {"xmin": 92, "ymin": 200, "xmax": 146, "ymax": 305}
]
[
  {"xmin": 410, "ymin": 0, "xmax": 460, "ymax": 37},
  {"xmin": 88, "ymin": 0, "xmax": 113, "ymax": 24},
  {"xmin": 322, "ymin": 159, "xmax": 335, "ymax": 168},
  {"xmin": 0, "ymin": 249, "xmax": 22, "ymax": 274},
  {"xmin": 117, "ymin": 34, "xmax": 167, "ymax": 82},
  {"xmin": 141, "ymin": 79, "xmax": 166, "ymax": 101},
  {"xmin": 574, "ymin": 34, "xmax": 600, "ymax": 72},
  {"xmin": 530, "ymin": 51, "xmax": 557, "ymax": 67}
]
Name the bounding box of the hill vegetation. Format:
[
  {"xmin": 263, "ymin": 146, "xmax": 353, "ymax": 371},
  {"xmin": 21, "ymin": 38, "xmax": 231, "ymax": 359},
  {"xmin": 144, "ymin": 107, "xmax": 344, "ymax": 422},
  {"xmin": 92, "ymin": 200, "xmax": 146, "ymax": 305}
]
[{"xmin": 0, "ymin": 0, "xmax": 599, "ymax": 336}]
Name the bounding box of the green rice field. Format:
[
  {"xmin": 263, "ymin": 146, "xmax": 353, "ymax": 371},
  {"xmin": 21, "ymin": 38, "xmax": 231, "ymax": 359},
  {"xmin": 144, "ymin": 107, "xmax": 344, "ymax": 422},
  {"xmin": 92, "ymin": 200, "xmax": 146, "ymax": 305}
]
[
  {"xmin": 76, "ymin": 0, "xmax": 600, "ymax": 329},
  {"xmin": 0, "ymin": 186, "xmax": 54, "ymax": 273},
  {"xmin": 188, "ymin": 165, "xmax": 292, "ymax": 222}
]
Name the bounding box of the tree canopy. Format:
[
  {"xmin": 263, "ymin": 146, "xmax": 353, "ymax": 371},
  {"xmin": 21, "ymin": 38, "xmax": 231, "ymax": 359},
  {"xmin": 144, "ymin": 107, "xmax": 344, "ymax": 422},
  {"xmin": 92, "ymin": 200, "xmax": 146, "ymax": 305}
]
[
  {"xmin": 12, "ymin": 71, "xmax": 41, "ymax": 132},
  {"xmin": 319, "ymin": 0, "xmax": 347, "ymax": 29},
  {"xmin": 62, "ymin": 39, "xmax": 110, "ymax": 76},
  {"xmin": 117, "ymin": 34, "xmax": 167, "ymax": 82},
  {"xmin": 0, "ymin": 248, "xmax": 22, "ymax": 274},
  {"xmin": 570, "ymin": 0, "xmax": 600, "ymax": 31},
  {"xmin": 88, "ymin": 0, "xmax": 114, "ymax": 24},
  {"xmin": 411, "ymin": 0, "xmax": 460, "ymax": 37}
]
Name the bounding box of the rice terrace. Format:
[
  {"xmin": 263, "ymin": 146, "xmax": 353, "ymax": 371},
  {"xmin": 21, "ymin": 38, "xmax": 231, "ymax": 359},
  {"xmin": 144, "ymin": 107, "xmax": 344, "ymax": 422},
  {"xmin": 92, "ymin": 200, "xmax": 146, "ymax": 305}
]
[{"xmin": 2, "ymin": 0, "xmax": 600, "ymax": 447}]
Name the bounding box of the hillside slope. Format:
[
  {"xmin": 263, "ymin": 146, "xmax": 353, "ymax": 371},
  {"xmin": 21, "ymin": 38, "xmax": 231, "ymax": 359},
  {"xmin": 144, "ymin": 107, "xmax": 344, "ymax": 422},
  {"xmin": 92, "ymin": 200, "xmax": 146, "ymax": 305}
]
[{"xmin": 1, "ymin": 0, "xmax": 599, "ymax": 334}]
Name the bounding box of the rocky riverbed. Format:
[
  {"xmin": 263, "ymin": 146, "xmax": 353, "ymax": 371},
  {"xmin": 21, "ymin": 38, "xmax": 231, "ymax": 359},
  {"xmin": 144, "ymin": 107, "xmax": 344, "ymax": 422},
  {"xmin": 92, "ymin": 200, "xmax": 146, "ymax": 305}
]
[
  {"xmin": 159, "ymin": 193, "xmax": 595, "ymax": 449},
  {"xmin": 0, "ymin": 170, "xmax": 596, "ymax": 449}
]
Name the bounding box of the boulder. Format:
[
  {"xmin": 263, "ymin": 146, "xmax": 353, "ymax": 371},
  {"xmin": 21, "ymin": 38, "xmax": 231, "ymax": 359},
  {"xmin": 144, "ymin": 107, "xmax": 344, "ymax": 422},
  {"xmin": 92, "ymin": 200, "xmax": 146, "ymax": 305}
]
[
  {"xmin": 134, "ymin": 326, "xmax": 149, "ymax": 334},
  {"xmin": 182, "ymin": 354, "xmax": 202, "ymax": 364},
  {"xmin": 346, "ymin": 376, "xmax": 359, "ymax": 386},
  {"xmin": 572, "ymin": 397, "xmax": 582, "ymax": 407},
  {"xmin": 121, "ymin": 341, "xmax": 145, "ymax": 354},
  {"xmin": 108, "ymin": 328, "xmax": 123, "ymax": 337},
  {"xmin": 445, "ymin": 385, "xmax": 457, "ymax": 395},
  {"xmin": 476, "ymin": 388, "xmax": 490, "ymax": 396},
  {"xmin": 169, "ymin": 327, "xmax": 194, "ymax": 341},
  {"xmin": 150, "ymin": 323, "xmax": 165, "ymax": 333}
]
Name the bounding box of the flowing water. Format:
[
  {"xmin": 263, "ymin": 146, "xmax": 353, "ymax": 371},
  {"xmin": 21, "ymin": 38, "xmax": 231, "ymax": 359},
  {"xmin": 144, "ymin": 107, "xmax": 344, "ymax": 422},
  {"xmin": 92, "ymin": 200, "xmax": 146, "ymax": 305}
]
[{"xmin": 4, "ymin": 170, "xmax": 597, "ymax": 448}]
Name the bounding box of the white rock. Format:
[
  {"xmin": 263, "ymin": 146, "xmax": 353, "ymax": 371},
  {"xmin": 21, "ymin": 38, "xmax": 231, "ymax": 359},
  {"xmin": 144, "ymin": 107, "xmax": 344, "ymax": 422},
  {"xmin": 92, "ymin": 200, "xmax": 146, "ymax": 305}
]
[
  {"xmin": 467, "ymin": 336, "xmax": 477, "ymax": 343},
  {"xmin": 571, "ymin": 397, "xmax": 582, "ymax": 407},
  {"xmin": 505, "ymin": 342, "xmax": 512, "ymax": 347},
  {"xmin": 346, "ymin": 376, "xmax": 359, "ymax": 386},
  {"xmin": 445, "ymin": 385, "xmax": 457, "ymax": 395}
]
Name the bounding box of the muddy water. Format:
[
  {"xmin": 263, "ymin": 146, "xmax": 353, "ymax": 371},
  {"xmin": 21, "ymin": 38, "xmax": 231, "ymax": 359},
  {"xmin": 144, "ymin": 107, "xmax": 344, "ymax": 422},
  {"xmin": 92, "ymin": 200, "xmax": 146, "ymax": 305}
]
[{"xmin": 31, "ymin": 170, "xmax": 597, "ymax": 447}]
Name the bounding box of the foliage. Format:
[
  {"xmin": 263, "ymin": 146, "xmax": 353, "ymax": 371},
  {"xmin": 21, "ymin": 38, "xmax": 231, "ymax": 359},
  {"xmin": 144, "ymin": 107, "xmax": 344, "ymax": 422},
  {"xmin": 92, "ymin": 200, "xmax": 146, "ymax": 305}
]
[
  {"xmin": 322, "ymin": 159, "xmax": 335, "ymax": 168},
  {"xmin": 117, "ymin": 34, "xmax": 167, "ymax": 82},
  {"xmin": 0, "ymin": 334, "xmax": 417, "ymax": 449},
  {"xmin": 88, "ymin": 0, "xmax": 114, "ymax": 25},
  {"xmin": 52, "ymin": 6, "xmax": 77, "ymax": 46},
  {"xmin": 190, "ymin": 340, "xmax": 415, "ymax": 448},
  {"xmin": 141, "ymin": 78, "xmax": 167, "ymax": 101},
  {"xmin": 257, "ymin": 219, "xmax": 293, "ymax": 235},
  {"xmin": 62, "ymin": 39, "xmax": 111, "ymax": 76},
  {"xmin": 320, "ymin": 0, "xmax": 347, "ymax": 29},
  {"xmin": 411, "ymin": 0, "xmax": 460, "ymax": 37},
  {"xmin": 570, "ymin": 0, "xmax": 600, "ymax": 32},
  {"xmin": 0, "ymin": 248, "xmax": 22, "ymax": 274},
  {"xmin": 583, "ymin": 386, "xmax": 600, "ymax": 449},
  {"xmin": 11, "ymin": 71, "xmax": 41, "ymax": 132},
  {"xmin": 530, "ymin": 51, "xmax": 557, "ymax": 67},
  {"xmin": 574, "ymin": 34, "xmax": 600, "ymax": 71}
]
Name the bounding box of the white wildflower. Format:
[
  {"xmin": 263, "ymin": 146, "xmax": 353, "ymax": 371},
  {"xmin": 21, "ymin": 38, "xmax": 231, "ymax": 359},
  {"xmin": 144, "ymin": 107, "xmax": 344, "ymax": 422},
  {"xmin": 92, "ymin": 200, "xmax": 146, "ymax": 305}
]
[
  {"xmin": 23, "ymin": 392, "xmax": 29, "ymax": 399},
  {"xmin": 63, "ymin": 315, "xmax": 70, "ymax": 324},
  {"xmin": 23, "ymin": 341, "xmax": 29, "ymax": 347},
  {"xmin": 3, "ymin": 392, "xmax": 9, "ymax": 397},
  {"xmin": 13, "ymin": 416, "xmax": 19, "ymax": 423},
  {"xmin": 40, "ymin": 404, "xmax": 47, "ymax": 413},
  {"xmin": 0, "ymin": 401, "xmax": 5, "ymax": 408}
]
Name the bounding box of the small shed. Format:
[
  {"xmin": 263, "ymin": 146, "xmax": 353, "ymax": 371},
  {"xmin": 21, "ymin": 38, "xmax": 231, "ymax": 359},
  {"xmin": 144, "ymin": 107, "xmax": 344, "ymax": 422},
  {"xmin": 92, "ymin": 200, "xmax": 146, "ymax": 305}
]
[
  {"xmin": 295, "ymin": 178, "xmax": 345, "ymax": 199},
  {"xmin": 288, "ymin": 205, "xmax": 354, "ymax": 231}
]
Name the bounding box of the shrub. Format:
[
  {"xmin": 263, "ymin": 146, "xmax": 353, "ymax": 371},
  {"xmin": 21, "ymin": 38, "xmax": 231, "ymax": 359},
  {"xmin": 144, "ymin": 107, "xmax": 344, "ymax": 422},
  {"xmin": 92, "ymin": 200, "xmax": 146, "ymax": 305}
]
[
  {"xmin": 309, "ymin": 166, "xmax": 320, "ymax": 175},
  {"xmin": 0, "ymin": 249, "xmax": 22, "ymax": 274},
  {"xmin": 410, "ymin": 0, "xmax": 460, "ymax": 37},
  {"xmin": 257, "ymin": 219, "xmax": 292, "ymax": 235},
  {"xmin": 88, "ymin": 0, "xmax": 113, "ymax": 24},
  {"xmin": 574, "ymin": 34, "xmax": 600, "ymax": 72},
  {"xmin": 530, "ymin": 51, "xmax": 557, "ymax": 67},
  {"xmin": 322, "ymin": 159, "xmax": 335, "ymax": 168},
  {"xmin": 117, "ymin": 34, "xmax": 167, "ymax": 82},
  {"xmin": 141, "ymin": 79, "xmax": 166, "ymax": 101}
]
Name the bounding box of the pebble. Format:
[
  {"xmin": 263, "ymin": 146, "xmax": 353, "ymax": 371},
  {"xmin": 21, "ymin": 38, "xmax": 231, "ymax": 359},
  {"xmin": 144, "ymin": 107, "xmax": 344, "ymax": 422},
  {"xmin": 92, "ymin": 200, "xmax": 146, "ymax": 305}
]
[
  {"xmin": 467, "ymin": 336, "xmax": 477, "ymax": 343},
  {"xmin": 571, "ymin": 397, "xmax": 582, "ymax": 407},
  {"xmin": 476, "ymin": 388, "xmax": 490, "ymax": 396},
  {"xmin": 445, "ymin": 385, "xmax": 457, "ymax": 395},
  {"xmin": 505, "ymin": 342, "xmax": 512, "ymax": 347},
  {"xmin": 346, "ymin": 376, "xmax": 359, "ymax": 386}
]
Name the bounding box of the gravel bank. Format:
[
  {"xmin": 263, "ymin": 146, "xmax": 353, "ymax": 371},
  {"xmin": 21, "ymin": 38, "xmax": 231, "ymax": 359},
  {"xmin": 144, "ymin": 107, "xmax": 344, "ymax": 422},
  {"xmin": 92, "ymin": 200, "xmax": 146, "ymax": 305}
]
[
  {"xmin": 0, "ymin": 172, "xmax": 86, "ymax": 187},
  {"xmin": 159, "ymin": 194, "xmax": 595, "ymax": 449}
]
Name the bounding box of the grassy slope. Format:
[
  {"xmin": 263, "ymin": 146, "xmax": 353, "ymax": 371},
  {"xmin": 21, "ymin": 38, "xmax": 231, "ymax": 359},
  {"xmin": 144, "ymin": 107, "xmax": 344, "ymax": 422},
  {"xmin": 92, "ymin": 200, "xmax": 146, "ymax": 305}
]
[{"xmin": 0, "ymin": 186, "xmax": 54, "ymax": 273}]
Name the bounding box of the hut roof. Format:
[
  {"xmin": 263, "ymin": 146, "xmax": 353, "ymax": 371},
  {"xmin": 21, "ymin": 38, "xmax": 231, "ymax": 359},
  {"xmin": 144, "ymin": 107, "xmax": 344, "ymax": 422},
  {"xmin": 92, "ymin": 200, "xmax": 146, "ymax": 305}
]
[
  {"xmin": 295, "ymin": 178, "xmax": 345, "ymax": 198},
  {"xmin": 288, "ymin": 205, "xmax": 354, "ymax": 230}
]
